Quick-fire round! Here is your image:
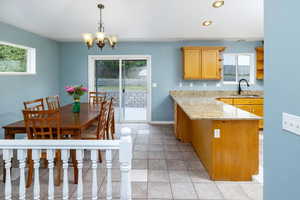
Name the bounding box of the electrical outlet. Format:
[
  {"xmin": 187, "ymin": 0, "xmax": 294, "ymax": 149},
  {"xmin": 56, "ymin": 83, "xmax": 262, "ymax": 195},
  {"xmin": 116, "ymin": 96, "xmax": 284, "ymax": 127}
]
[
  {"xmin": 152, "ymin": 83, "xmax": 157, "ymax": 88},
  {"xmin": 189, "ymin": 83, "xmax": 193, "ymax": 87},
  {"xmin": 214, "ymin": 129, "xmax": 221, "ymax": 138},
  {"xmin": 179, "ymin": 82, "xmax": 183, "ymax": 87},
  {"xmin": 282, "ymin": 112, "xmax": 300, "ymax": 135},
  {"xmin": 203, "ymin": 83, "xmax": 207, "ymax": 87}
]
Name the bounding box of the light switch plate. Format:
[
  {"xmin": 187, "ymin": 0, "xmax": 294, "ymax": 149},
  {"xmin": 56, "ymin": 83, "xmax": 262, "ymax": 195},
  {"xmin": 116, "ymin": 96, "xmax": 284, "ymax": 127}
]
[
  {"xmin": 214, "ymin": 129, "xmax": 221, "ymax": 138},
  {"xmin": 189, "ymin": 83, "xmax": 193, "ymax": 87},
  {"xmin": 282, "ymin": 112, "xmax": 300, "ymax": 135},
  {"xmin": 152, "ymin": 83, "xmax": 157, "ymax": 87}
]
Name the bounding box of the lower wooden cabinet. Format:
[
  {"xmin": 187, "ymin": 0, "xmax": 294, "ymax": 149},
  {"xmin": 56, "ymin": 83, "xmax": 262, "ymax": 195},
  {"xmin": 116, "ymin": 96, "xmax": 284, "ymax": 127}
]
[{"xmin": 218, "ymin": 98, "xmax": 264, "ymax": 129}]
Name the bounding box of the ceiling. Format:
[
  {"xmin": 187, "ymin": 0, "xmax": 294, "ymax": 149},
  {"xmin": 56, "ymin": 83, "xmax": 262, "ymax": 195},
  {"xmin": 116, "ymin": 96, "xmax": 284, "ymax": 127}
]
[{"xmin": 0, "ymin": 0, "xmax": 264, "ymax": 42}]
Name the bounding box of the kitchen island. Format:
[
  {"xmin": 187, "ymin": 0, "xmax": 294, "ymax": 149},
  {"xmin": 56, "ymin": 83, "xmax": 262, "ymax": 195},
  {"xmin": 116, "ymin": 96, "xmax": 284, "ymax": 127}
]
[{"xmin": 171, "ymin": 90, "xmax": 262, "ymax": 181}]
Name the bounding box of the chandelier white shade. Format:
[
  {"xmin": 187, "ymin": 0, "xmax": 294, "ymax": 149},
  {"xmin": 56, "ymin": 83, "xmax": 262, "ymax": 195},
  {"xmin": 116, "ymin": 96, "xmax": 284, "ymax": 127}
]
[{"xmin": 82, "ymin": 4, "xmax": 117, "ymax": 50}]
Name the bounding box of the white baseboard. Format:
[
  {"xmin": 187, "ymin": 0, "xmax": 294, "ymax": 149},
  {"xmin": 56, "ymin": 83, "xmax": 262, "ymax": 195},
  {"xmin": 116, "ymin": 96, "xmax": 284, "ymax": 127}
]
[{"xmin": 149, "ymin": 121, "xmax": 174, "ymax": 125}]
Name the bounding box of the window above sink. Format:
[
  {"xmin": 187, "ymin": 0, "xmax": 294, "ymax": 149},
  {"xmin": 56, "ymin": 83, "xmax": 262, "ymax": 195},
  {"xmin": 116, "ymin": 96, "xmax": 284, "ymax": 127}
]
[{"xmin": 222, "ymin": 53, "xmax": 255, "ymax": 85}]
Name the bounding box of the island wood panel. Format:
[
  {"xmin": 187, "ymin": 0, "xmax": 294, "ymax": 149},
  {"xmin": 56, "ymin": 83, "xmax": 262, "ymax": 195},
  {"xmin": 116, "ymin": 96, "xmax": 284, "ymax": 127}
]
[
  {"xmin": 177, "ymin": 113, "xmax": 259, "ymax": 181},
  {"xmin": 174, "ymin": 103, "xmax": 178, "ymax": 137},
  {"xmin": 191, "ymin": 120, "xmax": 214, "ymax": 175},
  {"xmin": 212, "ymin": 120, "xmax": 259, "ymax": 181},
  {"xmin": 175, "ymin": 104, "xmax": 192, "ymax": 143}
]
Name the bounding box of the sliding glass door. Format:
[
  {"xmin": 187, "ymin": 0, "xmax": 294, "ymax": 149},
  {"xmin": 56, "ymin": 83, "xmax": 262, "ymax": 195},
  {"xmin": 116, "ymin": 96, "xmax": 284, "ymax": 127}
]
[
  {"xmin": 121, "ymin": 59, "xmax": 147, "ymax": 121},
  {"xmin": 89, "ymin": 56, "xmax": 150, "ymax": 122}
]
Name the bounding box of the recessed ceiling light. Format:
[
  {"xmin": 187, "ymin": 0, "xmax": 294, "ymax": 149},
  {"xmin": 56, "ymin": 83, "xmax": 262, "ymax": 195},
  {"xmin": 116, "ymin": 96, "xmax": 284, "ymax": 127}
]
[
  {"xmin": 202, "ymin": 20, "xmax": 213, "ymax": 26},
  {"xmin": 212, "ymin": 0, "xmax": 224, "ymax": 8}
]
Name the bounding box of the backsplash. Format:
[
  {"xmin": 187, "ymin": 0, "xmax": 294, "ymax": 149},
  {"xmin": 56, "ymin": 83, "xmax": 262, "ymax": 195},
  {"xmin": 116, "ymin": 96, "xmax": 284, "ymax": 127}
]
[{"xmin": 171, "ymin": 80, "xmax": 264, "ymax": 91}]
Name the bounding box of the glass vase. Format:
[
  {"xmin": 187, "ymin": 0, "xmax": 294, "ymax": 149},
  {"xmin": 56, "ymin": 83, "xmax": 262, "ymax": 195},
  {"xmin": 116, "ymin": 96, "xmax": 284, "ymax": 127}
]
[{"xmin": 72, "ymin": 99, "xmax": 80, "ymax": 113}]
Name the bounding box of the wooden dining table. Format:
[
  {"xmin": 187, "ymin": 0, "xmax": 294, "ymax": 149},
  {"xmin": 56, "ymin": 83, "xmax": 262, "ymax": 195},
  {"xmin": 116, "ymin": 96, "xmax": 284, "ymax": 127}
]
[
  {"xmin": 3, "ymin": 103, "xmax": 101, "ymax": 139},
  {"xmin": 2, "ymin": 103, "xmax": 102, "ymax": 184}
]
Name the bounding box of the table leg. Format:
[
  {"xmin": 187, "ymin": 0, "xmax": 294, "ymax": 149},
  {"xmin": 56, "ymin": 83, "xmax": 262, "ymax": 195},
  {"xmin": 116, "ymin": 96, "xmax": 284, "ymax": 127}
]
[{"xmin": 71, "ymin": 129, "xmax": 82, "ymax": 184}]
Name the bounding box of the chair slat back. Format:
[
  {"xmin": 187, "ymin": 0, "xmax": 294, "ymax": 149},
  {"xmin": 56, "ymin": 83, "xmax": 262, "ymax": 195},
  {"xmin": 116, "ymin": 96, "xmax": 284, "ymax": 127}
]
[
  {"xmin": 23, "ymin": 110, "xmax": 61, "ymax": 139},
  {"xmin": 24, "ymin": 98, "xmax": 45, "ymax": 111},
  {"xmin": 107, "ymin": 97, "xmax": 115, "ymax": 133},
  {"xmin": 89, "ymin": 92, "xmax": 107, "ymax": 104},
  {"xmin": 96, "ymin": 101, "xmax": 110, "ymax": 139},
  {"xmin": 46, "ymin": 95, "xmax": 60, "ymax": 110}
]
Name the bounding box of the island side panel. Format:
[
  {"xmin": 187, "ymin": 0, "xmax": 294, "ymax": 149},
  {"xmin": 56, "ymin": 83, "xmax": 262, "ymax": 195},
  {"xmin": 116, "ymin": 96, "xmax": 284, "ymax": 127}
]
[
  {"xmin": 174, "ymin": 102, "xmax": 178, "ymax": 137},
  {"xmin": 212, "ymin": 120, "xmax": 259, "ymax": 181},
  {"xmin": 175, "ymin": 104, "xmax": 192, "ymax": 143},
  {"xmin": 191, "ymin": 120, "xmax": 214, "ymax": 175}
]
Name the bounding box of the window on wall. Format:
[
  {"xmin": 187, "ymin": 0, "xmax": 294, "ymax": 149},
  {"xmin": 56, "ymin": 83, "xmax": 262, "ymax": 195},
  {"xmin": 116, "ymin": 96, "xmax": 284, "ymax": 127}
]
[
  {"xmin": 223, "ymin": 53, "xmax": 255, "ymax": 84},
  {"xmin": 0, "ymin": 42, "xmax": 36, "ymax": 74}
]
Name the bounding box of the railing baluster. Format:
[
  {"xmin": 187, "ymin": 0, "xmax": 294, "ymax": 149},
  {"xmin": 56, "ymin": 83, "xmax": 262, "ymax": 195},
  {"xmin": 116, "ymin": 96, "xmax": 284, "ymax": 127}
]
[
  {"xmin": 47, "ymin": 150, "xmax": 55, "ymax": 200},
  {"xmin": 91, "ymin": 150, "xmax": 98, "ymax": 200},
  {"xmin": 106, "ymin": 150, "xmax": 112, "ymax": 200},
  {"xmin": 3, "ymin": 149, "xmax": 13, "ymax": 200},
  {"xmin": 120, "ymin": 127, "xmax": 132, "ymax": 200},
  {"xmin": 0, "ymin": 136, "xmax": 133, "ymax": 200},
  {"xmin": 17, "ymin": 149, "xmax": 27, "ymax": 200},
  {"xmin": 61, "ymin": 150, "xmax": 70, "ymax": 200},
  {"xmin": 76, "ymin": 150, "xmax": 84, "ymax": 200},
  {"xmin": 32, "ymin": 149, "xmax": 41, "ymax": 200}
]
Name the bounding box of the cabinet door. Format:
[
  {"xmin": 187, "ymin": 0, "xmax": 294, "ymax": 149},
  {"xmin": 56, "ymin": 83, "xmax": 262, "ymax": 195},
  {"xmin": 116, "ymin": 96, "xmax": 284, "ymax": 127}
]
[
  {"xmin": 201, "ymin": 49, "xmax": 220, "ymax": 79},
  {"xmin": 183, "ymin": 50, "xmax": 201, "ymax": 79},
  {"xmin": 233, "ymin": 98, "xmax": 264, "ymax": 105},
  {"xmin": 235, "ymin": 105, "xmax": 253, "ymax": 113}
]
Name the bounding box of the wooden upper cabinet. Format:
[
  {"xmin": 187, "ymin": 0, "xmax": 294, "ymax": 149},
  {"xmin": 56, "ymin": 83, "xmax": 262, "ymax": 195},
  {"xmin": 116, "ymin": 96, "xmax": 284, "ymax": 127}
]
[
  {"xmin": 202, "ymin": 49, "xmax": 220, "ymax": 79},
  {"xmin": 183, "ymin": 49, "xmax": 201, "ymax": 79},
  {"xmin": 256, "ymin": 47, "xmax": 264, "ymax": 80},
  {"xmin": 182, "ymin": 46, "xmax": 225, "ymax": 80}
]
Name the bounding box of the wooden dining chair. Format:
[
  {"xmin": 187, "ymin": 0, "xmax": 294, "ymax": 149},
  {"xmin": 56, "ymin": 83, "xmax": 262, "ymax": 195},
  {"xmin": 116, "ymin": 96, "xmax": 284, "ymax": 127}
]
[
  {"xmin": 46, "ymin": 95, "xmax": 60, "ymax": 110},
  {"xmin": 106, "ymin": 97, "xmax": 116, "ymax": 140},
  {"xmin": 22, "ymin": 109, "xmax": 76, "ymax": 187},
  {"xmin": 23, "ymin": 98, "xmax": 45, "ymax": 111},
  {"xmin": 80, "ymin": 100, "xmax": 110, "ymax": 162},
  {"xmin": 89, "ymin": 91, "xmax": 107, "ymax": 104}
]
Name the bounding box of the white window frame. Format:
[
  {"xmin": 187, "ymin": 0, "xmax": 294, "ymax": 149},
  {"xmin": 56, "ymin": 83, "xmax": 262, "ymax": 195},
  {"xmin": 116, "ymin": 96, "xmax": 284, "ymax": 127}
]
[
  {"xmin": 222, "ymin": 53, "xmax": 255, "ymax": 85},
  {"xmin": 0, "ymin": 41, "xmax": 36, "ymax": 75}
]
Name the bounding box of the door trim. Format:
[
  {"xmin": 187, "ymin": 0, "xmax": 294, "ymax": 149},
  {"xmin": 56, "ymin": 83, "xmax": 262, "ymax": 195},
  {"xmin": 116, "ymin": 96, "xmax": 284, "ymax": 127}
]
[{"xmin": 88, "ymin": 55, "xmax": 152, "ymax": 122}]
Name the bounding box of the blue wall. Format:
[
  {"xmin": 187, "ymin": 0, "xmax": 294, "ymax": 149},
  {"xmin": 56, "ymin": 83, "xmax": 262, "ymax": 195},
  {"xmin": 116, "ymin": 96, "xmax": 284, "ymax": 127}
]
[
  {"xmin": 60, "ymin": 40, "xmax": 263, "ymax": 121},
  {"xmin": 0, "ymin": 22, "xmax": 60, "ymax": 138},
  {"xmin": 264, "ymin": 0, "xmax": 300, "ymax": 199}
]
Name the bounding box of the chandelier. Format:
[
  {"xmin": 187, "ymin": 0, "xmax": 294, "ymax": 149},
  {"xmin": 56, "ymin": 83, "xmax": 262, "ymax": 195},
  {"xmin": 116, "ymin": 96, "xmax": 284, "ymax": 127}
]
[{"xmin": 82, "ymin": 4, "xmax": 117, "ymax": 50}]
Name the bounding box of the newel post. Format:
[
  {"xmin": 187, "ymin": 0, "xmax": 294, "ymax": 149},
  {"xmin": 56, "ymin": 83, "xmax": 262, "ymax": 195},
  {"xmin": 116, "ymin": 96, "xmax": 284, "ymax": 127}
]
[{"xmin": 119, "ymin": 127, "xmax": 132, "ymax": 200}]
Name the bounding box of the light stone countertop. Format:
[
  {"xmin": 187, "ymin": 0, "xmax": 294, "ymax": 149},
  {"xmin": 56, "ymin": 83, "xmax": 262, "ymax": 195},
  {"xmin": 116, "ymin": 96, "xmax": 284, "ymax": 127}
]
[{"xmin": 170, "ymin": 90, "xmax": 263, "ymax": 120}]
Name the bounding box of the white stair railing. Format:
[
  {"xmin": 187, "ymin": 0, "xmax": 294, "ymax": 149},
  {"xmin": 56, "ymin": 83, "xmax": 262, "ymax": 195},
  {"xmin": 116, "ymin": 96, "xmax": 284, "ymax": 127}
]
[{"xmin": 0, "ymin": 127, "xmax": 132, "ymax": 200}]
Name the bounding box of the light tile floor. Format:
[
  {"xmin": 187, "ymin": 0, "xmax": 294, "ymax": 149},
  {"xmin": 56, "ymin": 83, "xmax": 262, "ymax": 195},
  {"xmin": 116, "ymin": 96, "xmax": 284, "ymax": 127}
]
[{"xmin": 0, "ymin": 123, "xmax": 263, "ymax": 199}]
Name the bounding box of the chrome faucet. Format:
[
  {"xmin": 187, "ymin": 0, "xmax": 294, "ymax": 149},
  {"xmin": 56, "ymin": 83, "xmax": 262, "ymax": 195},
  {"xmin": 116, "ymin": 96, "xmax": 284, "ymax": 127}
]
[{"xmin": 238, "ymin": 79, "xmax": 250, "ymax": 95}]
